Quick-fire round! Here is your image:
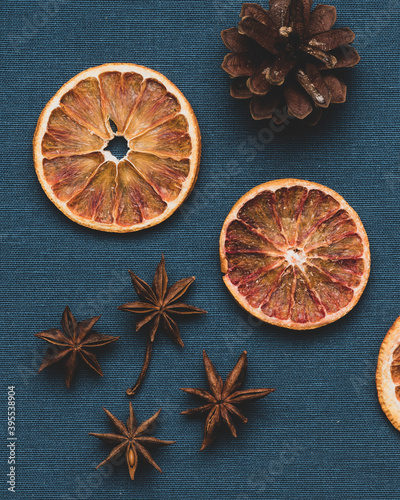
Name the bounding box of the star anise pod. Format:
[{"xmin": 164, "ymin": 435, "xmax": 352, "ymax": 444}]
[
  {"xmin": 89, "ymin": 402, "xmax": 175, "ymax": 480},
  {"xmin": 181, "ymin": 350, "xmax": 275, "ymax": 450},
  {"xmin": 221, "ymin": 1, "xmax": 360, "ymax": 124},
  {"xmin": 118, "ymin": 255, "xmax": 207, "ymax": 396},
  {"xmin": 35, "ymin": 306, "xmax": 119, "ymax": 388}
]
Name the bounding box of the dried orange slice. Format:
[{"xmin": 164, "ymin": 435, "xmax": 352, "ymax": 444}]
[
  {"xmin": 33, "ymin": 64, "xmax": 201, "ymax": 232},
  {"xmin": 220, "ymin": 179, "xmax": 370, "ymax": 330},
  {"xmin": 376, "ymin": 317, "xmax": 400, "ymax": 431}
]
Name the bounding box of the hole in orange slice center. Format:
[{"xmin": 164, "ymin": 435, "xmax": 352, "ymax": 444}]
[{"xmin": 106, "ymin": 134, "xmax": 129, "ymax": 160}]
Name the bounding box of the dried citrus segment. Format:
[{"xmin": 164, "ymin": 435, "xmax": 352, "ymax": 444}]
[
  {"xmin": 60, "ymin": 77, "xmax": 112, "ymax": 140},
  {"xmin": 303, "ymin": 209, "xmax": 357, "ymax": 251},
  {"xmin": 43, "ymin": 152, "xmax": 105, "ymax": 202},
  {"xmin": 42, "ymin": 108, "xmax": 104, "ymax": 159},
  {"xmin": 261, "ymin": 266, "xmax": 295, "ymax": 320},
  {"xmin": 226, "ymin": 253, "xmax": 284, "ymax": 285},
  {"xmin": 225, "ymin": 220, "xmax": 283, "ymax": 255},
  {"xmin": 376, "ymin": 317, "xmax": 400, "ymax": 432},
  {"xmin": 290, "ymin": 268, "xmax": 325, "ymax": 324},
  {"xmin": 67, "ymin": 161, "xmax": 117, "ymax": 224},
  {"xmin": 237, "ymin": 192, "xmax": 287, "ymax": 249},
  {"xmin": 296, "ymin": 189, "xmax": 340, "ymax": 245},
  {"xmin": 307, "ymin": 235, "xmax": 364, "ymax": 260},
  {"xmin": 274, "ymin": 186, "xmax": 308, "ymax": 246},
  {"xmin": 33, "ymin": 63, "xmax": 201, "ymax": 232},
  {"xmin": 124, "ymin": 79, "xmax": 180, "ymax": 139},
  {"xmin": 99, "ymin": 71, "xmax": 143, "ymax": 133},
  {"xmin": 238, "ymin": 263, "xmax": 286, "ymax": 308},
  {"xmin": 127, "ymin": 152, "xmax": 189, "ymax": 202},
  {"xmin": 304, "ymin": 264, "xmax": 353, "ymax": 314},
  {"xmin": 308, "ymin": 258, "xmax": 364, "ymax": 288},
  {"xmin": 114, "ymin": 159, "xmax": 166, "ymax": 226},
  {"xmin": 129, "ymin": 115, "xmax": 191, "ymax": 159},
  {"xmin": 220, "ymin": 179, "xmax": 370, "ymax": 330}
]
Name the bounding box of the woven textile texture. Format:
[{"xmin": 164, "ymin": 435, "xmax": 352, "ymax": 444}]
[{"xmin": 1, "ymin": 1, "xmax": 400, "ymax": 499}]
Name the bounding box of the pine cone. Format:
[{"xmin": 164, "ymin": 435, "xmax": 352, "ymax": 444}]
[{"xmin": 221, "ymin": 1, "xmax": 360, "ymax": 125}]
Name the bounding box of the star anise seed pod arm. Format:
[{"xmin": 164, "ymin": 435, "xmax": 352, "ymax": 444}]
[
  {"xmin": 118, "ymin": 255, "xmax": 206, "ymax": 397},
  {"xmin": 35, "ymin": 306, "xmax": 119, "ymax": 388},
  {"xmin": 222, "ymin": 350, "xmax": 248, "ymax": 398},
  {"xmin": 90, "ymin": 403, "xmax": 175, "ymax": 481},
  {"xmin": 35, "ymin": 328, "xmax": 72, "ymax": 347},
  {"xmin": 224, "ymin": 403, "xmax": 248, "ymax": 423},
  {"xmin": 165, "ymin": 303, "xmax": 207, "ymax": 314},
  {"xmin": 203, "ymin": 350, "xmax": 224, "ymax": 399},
  {"xmin": 180, "ymin": 350, "xmax": 275, "ymax": 450},
  {"xmin": 61, "ymin": 306, "xmax": 78, "ymax": 339},
  {"xmin": 134, "ymin": 442, "xmax": 161, "ymax": 473},
  {"xmin": 79, "ymin": 330, "xmax": 120, "ymax": 347},
  {"xmin": 135, "ymin": 408, "xmax": 162, "ymax": 434},
  {"xmin": 138, "ymin": 434, "xmax": 176, "ymax": 448},
  {"xmin": 103, "ymin": 406, "xmax": 129, "ymax": 435},
  {"xmin": 220, "ymin": 404, "xmax": 237, "ymax": 438},
  {"xmin": 36, "ymin": 347, "xmax": 70, "ymax": 372},
  {"xmin": 180, "ymin": 403, "xmax": 214, "ymax": 416},
  {"xmin": 94, "ymin": 441, "xmax": 128, "ymax": 471},
  {"xmin": 201, "ymin": 406, "xmax": 222, "ymax": 450},
  {"xmin": 163, "ymin": 276, "xmax": 196, "ymax": 303},
  {"xmin": 227, "ymin": 388, "xmax": 276, "ymax": 403},
  {"xmin": 117, "ymin": 302, "xmax": 159, "ymax": 314},
  {"xmin": 153, "ymin": 253, "xmax": 168, "ymax": 298},
  {"xmin": 180, "ymin": 387, "xmax": 217, "ymax": 403},
  {"xmin": 129, "ymin": 271, "xmax": 158, "ymax": 303},
  {"xmin": 89, "ymin": 433, "xmax": 126, "ymax": 444}
]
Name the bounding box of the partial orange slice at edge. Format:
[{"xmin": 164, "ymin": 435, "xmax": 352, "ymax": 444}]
[
  {"xmin": 33, "ymin": 63, "xmax": 201, "ymax": 232},
  {"xmin": 219, "ymin": 179, "xmax": 371, "ymax": 330},
  {"xmin": 376, "ymin": 317, "xmax": 400, "ymax": 431}
]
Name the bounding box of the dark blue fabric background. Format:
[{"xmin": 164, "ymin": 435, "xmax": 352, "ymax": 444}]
[{"xmin": 1, "ymin": 1, "xmax": 400, "ymax": 499}]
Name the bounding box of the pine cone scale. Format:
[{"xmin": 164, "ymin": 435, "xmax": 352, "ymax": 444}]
[
  {"xmin": 238, "ymin": 17, "xmax": 279, "ymax": 54},
  {"xmin": 283, "ymin": 81, "xmax": 313, "ymax": 119},
  {"xmin": 248, "ymin": 59, "xmax": 274, "ymax": 94},
  {"xmin": 288, "ymin": 0, "xmax": 312, "ymax": 33},
  {"xmin": 300, "ymin": 45, "xmax": 337, "ymax": 69},
  {"xmin": 250, "ymin": 90, "xmax": 280, "ymax": 120},
  {"xmin": 222, "ymin": 53, "xmax": 261, "ymax": 78},
  {"xmin": 241, "ymin": 3, "xmax": 272, "ymax": 23},
  {"xmin": 267, "ymin": 55, "xmax": 296, "ymax": 85},
  {"xmin": 307, "ymin": 28, "xmax": 355, "ymax": 52},
  {"xmin": 328, "ymin": 45, "xmax": 360, "ymax": 69},
  {"xmin": 221, "ymin": 27, "xmax": 257, "ymax": 53},
  {"xmin": 231, "ymin": 78, "xmax": 254, "ymax": 99},
  {"xmin": 323, "ymin": 74, "xmax": 347, "ymax": 104},
  {"xmin": 307, "ymin": 4, "xmax": 337, "ymax": 36},
  {"xmin": 269, "ymin": 0, "xmax": 291, "ymax": 27},
  {"xmin": 296, "ymin": 64, "xmax": 331, "ymax": 108}
]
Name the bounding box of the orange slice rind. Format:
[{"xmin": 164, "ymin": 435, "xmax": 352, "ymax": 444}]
[
  {"xmin": 33, "ymin": 63, "xmax": 201, "ymax": 232},
  {"xmin": 376, "ymin": 317, "xmax": 400, "ymax": 431},
  {"xmin": 220, "ymin": 179, "xmax": 371, "ymax": 330}
]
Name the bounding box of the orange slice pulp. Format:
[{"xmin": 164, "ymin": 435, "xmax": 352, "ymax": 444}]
[
  {"xmin": 33, "ymin": 64, "xmax": 201, "ymax": 232},
  {"xmin": 220, "ymin": 179, "xmax": 370, "ymax": 330}
]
